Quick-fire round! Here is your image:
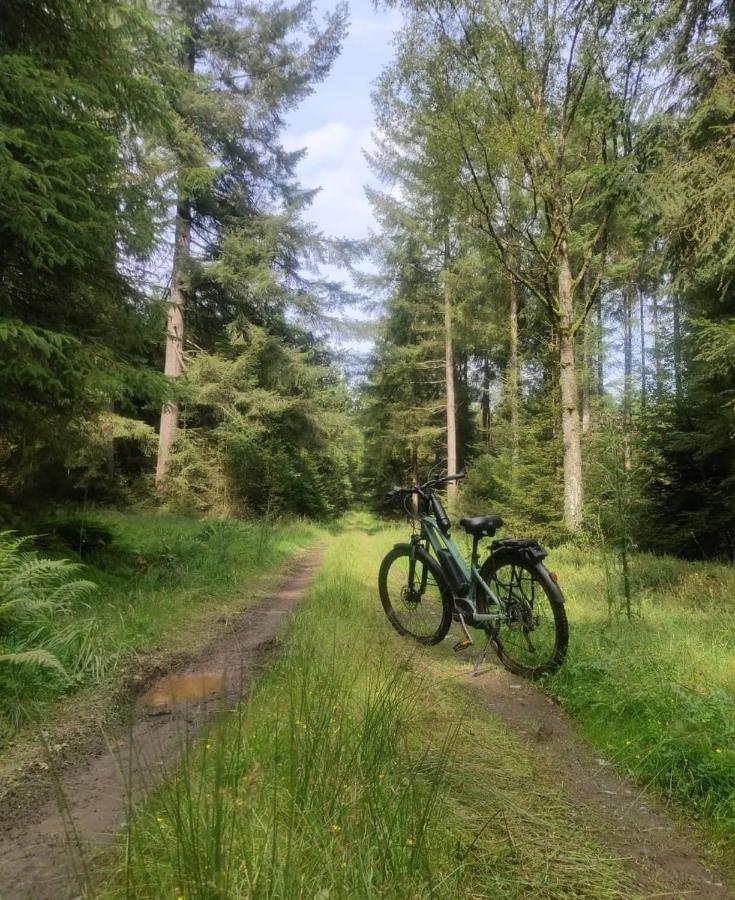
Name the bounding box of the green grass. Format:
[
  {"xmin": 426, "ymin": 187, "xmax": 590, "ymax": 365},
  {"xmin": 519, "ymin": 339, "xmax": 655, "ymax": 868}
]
[
  {"xmin": 98, "ymin": 525, "xmax": 634, "ymax": 899},
  {"xmin": 0, "ymin": 510, "xmax": 321, "ymax": 742},
  {"xmin": 547, "ymin": 545, "xmax": 735, "ymax": 849}
]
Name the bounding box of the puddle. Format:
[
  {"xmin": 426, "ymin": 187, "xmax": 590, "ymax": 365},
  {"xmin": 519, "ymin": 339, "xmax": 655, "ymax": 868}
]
[{"xmin": 140, "ymin": 672, "xmax": 225, "ymax": 707}]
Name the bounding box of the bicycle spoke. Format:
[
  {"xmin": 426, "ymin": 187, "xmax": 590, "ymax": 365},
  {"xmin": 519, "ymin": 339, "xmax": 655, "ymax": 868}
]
[
  {"xmin": 492, "ymin": 562, "xmax": 557, "ymax": 671},
  {"xmin": 384, "ymin": 555, "xmax": 446, "ymax": 640}
]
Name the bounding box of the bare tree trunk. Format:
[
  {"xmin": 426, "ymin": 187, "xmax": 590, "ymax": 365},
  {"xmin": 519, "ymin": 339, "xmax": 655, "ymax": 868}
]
[
  {"xmin": 443, "ymin": 241, "xmax": 458, "ymax": 504},
  {"xmin": 673, "ymin": 292, "xmax": 683, "ymax": 402},
  {"xmin": 155, "ymin": 31, "xmax": 195, "ymax": 493},
  {"xmin": 558, "ymin": 241, "xmax": 584, "ymax": 530},
  {"xmin": 580, "ymin": 319, "xmax": 591, "ymax": 434},
  {"xmin": 596, "ymin": 295, "xmax": 605, "ymax": 396},
  {"xmin": 653, "ymin": 292, "xmax": 663, "ymax": 396},
  {"xmin": 508, "ymin": 274, "xmax": 520, "ymax": 479},
  {"xmin": 623, "ymin": 281, "xmax": 633, "ymax": 470},
  {"xmin": 155, "ymin": 198, "xmax": 191, "ymax": 490},
  {"xmin": 580, "ymin": 270, "xmax": 591, "ymax": 434},
  {"xmin": 639, "ymin": 286, "xmax": 647, "ymax": 410},
  {"xmin": 481, "ymin": 354, "xmax": 491, "ymax": 446}
]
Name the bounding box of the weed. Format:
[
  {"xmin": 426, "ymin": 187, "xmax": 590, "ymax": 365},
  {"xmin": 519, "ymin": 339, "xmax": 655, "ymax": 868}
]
[
  {"xmin": 549, "ymin": 545, "xmax": 735, "ymax": 846},
  {"xmin": 98, "ymin": 529, "xmax": 633, "ymax": 899},
  {"xmin": 0, "ymin": 512, "xmax": 320, "ymax": 743}
]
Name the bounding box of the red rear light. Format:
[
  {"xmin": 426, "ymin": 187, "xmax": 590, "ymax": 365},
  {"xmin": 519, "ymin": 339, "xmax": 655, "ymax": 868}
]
[{"xmin": 548, "ymin": 570, "xmax": 559, "ymax": 584}]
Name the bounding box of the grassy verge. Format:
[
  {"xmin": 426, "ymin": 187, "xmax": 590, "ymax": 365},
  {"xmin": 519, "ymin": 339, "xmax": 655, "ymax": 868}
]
[
  {"xmin": 0, "ymin": 510, "xmax": 321, "ymax": 744},
  {"xmin": 99, "ymin": 524, "xmax": 634, "ymax": 899},
  {"xmin": 548, "ymin": 545, "xmax": 735, "ymax": 850}
]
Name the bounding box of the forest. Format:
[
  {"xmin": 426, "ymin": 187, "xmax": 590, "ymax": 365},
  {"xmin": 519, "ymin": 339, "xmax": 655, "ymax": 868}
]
[{"xmin": 1, "ymin": 0, "xmax": 735, "ymax": 897}]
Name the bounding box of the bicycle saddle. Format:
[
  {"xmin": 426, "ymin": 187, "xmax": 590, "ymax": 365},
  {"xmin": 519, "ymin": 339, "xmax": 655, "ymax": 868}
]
[{"xmin": 459, "ymin": 515, "xmax": 503, "ymax": 537}]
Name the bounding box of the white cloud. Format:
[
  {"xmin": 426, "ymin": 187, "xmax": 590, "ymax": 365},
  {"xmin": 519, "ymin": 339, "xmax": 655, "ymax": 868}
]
[
  {"xmin": 348, "ymin": 12, "xmax": 403, "ymax": 38},
  {"xmin": 286, "ymin": 122, "xmax": 376, "ymax": 240},
  {"xmin": 286, "ymin": 122, "xmax": 371, "ymax": 169}
]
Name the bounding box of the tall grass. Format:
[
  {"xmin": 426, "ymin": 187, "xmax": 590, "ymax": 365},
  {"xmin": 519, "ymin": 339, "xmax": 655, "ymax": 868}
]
[
  {"xmin": 549, "ymin": 545, "xmax": 735, "ymax": 847},
  {"xmin": 0, "ymin": 512, "xmax": 320, "ymax": 743},
  {"xmin": 100, "ymin": 530, "xmax": 633, "ymax": 899}
]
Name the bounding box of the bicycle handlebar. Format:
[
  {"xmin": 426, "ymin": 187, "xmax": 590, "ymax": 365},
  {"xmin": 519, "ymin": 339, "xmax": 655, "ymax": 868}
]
[{"xmin": 384, "ymin": 471, "xmax": 465, "ymax": 502}]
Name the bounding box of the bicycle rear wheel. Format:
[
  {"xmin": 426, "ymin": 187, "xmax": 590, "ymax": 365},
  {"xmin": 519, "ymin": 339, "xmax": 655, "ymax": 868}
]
[
  {"xmin": 478, "ymin": 549, "xmax": 568, "ymax": 678},
  {"xmin": 378, "ymin": 543, "xmax": 452, "ymax": 645}
]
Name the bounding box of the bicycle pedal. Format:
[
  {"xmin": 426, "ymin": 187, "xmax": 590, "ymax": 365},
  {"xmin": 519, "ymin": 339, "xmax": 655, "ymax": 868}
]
[{"xmin": 453, "ymin": 639, "xmax": 473, "ymax": 652}]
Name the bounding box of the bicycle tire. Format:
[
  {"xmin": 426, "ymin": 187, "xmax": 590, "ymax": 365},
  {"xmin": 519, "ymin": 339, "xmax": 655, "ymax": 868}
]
[
  {"xmin": 478, "ymin": 548, "xmax": 568, "ymax": 678},
  {"xmin": 378, "ymin": 543, "xmax": 452, "ymax": 645}
]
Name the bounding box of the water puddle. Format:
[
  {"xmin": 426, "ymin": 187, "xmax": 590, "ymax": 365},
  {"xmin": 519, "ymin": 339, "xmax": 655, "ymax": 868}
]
[{"xmin": 140, "ymin": 672, "xmax": 225, "ymax": 707}]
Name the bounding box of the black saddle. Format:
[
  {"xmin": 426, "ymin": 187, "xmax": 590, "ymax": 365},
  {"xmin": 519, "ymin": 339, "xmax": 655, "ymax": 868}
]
[{"xmin": 459, "ymin": 515, "xmax": 503, "ymax": 537}]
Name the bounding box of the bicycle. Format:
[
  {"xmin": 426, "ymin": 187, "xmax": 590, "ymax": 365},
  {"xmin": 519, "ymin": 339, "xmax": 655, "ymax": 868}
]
[{"xmin": 379, "ymin": 472, "xmax": 568, "ymax": 678}]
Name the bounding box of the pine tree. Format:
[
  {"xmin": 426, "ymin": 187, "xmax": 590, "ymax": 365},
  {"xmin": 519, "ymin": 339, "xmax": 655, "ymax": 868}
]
[{"xmin": 153, "ymin": 0, "xmax": 347, "ymax": 488}]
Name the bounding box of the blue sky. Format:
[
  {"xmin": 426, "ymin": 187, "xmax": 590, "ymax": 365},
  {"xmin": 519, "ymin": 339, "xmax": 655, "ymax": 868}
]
[{"xmin": 284, "ymin": 0, "xmax": 403, "ymax": 256}]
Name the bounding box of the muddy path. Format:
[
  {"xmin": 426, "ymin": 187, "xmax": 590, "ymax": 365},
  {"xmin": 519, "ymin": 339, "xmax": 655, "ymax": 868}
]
[
  {"xmin": 0, "ymin": 545, "xmax": 325, "ymax": 900},
  {"xmin": 459, "ymin": 651, "xmax": 734, "ymax": 899}
]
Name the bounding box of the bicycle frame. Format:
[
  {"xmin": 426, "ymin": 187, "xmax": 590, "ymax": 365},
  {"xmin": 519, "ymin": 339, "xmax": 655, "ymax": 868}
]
[{"xmin": 418, "ymin": 513, "xmax": 505, "ymax": 621}]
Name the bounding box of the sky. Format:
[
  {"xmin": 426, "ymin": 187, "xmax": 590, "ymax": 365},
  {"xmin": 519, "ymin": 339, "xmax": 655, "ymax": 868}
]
[{"xmin": 283, "ymin": 0, "xmax": 403, "ymax": 301}]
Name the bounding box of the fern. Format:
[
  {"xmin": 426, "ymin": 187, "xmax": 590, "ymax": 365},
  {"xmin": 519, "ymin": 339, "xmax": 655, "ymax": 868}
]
[
  {"xmin": 0, "ymin": 649, "xmax": 66, "ymax": 673},
  {"xmin": 0, "ymin": 531, "xmax": 99, "ymax": 729}
]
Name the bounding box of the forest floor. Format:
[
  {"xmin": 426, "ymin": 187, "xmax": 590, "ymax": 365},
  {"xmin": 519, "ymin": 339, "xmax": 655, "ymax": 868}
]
[
  {"xmin": 0, "ymin": 544, "xmax": 326, "ymax": 899},
  {"xmin": 1, "ymin": 514, "xmax": 733, "ymax": 898}
]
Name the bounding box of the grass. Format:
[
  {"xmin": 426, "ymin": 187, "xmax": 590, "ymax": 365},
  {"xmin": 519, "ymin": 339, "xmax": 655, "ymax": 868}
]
[
  {"xmin": 0, "ymin": 510, "xmax": 321, "ymax": 743},
  {"xmin": 547, "ymin": 545, "xmax": 735, "ymax": 850},
  {"xmin": 98, "ymin": 523, "xmax": 635, "ymax": 899}
]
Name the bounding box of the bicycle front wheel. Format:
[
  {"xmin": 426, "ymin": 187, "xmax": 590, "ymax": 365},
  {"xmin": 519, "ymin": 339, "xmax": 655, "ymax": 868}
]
[
  {"xmin": 378, "ymin": 543, "xmax": 452, "ymax": 645},
  {"xmin": 479, "ymin": 549, "xmax": 568, "ymax": 678}
]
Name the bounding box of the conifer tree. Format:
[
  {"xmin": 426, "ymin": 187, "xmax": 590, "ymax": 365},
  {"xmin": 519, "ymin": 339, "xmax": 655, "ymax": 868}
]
[{"xmin": 154, "ymin": 0, "xmax": 347, "ymax": 488}]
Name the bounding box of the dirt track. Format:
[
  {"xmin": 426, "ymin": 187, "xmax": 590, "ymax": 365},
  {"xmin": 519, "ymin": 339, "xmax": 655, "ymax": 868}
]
[
  {"xmin": 0, "ymin": 546, "xmax": 325, "ymax": 900},
  {"xmin": 461, "ymin": 651, "xmax": 734, "ymax": 899},
  {"xmin": 1, "ymin": 540, "xmax": 733, "ymax": 900}
]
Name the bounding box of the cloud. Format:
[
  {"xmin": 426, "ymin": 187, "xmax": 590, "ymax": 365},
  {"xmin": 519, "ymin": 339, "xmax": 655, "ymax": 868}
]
[
  {"xmin": 285, "ymin": 122, "xmax": 370, "ymax": 169},
  {"xmin": 348, "ymin": 12, "xmax": 403, "ymax": 38},
  {"xmin": 286, "ymin": 122, "xmax": 376, "ymax": 240}
]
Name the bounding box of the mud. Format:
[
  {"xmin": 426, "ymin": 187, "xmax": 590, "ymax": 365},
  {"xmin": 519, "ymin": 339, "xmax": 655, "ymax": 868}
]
[
  {"xmin": 462, "ymin": 652, "xmax": 734, "ymax": 899},
  {"xmin": 0, "ymin": 546, "xmax": 324, "ymax": 900},
  {"xmin": 139, "ymin": 671, "xmax": 225, "ymax": 707}
]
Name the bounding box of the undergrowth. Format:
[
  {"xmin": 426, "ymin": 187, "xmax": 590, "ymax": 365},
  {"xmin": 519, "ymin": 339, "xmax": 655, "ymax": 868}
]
[
  {"xmin": 548, "ymin": 545, "xmax": 735, "ymax": 849},
  {"xmin": 0, "ymin": 511, "xmax": 320, "ymax": 743},
  {"xmin": 99, "ymin": 529, "xmax": 633, "ymax": 899}
]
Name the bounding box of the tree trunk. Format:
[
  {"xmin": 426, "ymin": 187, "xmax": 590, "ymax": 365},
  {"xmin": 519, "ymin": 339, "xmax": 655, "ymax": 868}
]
[
  {"xmin": 508, "ymin": 274, "xmax": 520, "ymax": 479},
  {"xmin": 481, "ymin": 354, "xmax": 491, "ymax": 446},
  {"xmin": 155, "ymin": 31, "xmax": 196, "ymax": 492},
  {"xmin": 558, "ymin": 241, "xmax": 584, "ymax": 529},
  {"xmin": 652, "ymin": 292, "xmax": 663, "ymax": 396},
  {"xmin": 155, "ymin": 198, "xmax": 191, "ymax": 490},
  {"xmin": 580, "ymin": 270, "xmax": 591, "ymax": 434},
  {"xmin": 443, "ymin": 242, "xmax": 458, "ymax": 504},
  {"xmin": 639, "ymin": 286, "xmax": 647, "ymax": 410},
  {"xmin": 623, "ymin": 280, "xmax": 633, "ymax": 470},
  {"xmin": 580, "ymin": 319, "xmax": 591, "ymax": 434},
  {"xmin": 673, "ymin": 292, "xmax": 682, "ymax": 402},
  {"xmin": 596, "ymin": 287, "xmax": 605, "ymax": 396}
]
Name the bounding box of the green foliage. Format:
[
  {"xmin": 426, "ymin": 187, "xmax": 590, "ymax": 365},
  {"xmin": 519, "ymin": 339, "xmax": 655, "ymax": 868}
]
[
  {"xmin": 0, "ymin": 512, "xmax": 321, "ymax": 743},
  {"xmin": 459, "ymin": 405, "xmax": 567, "ymax": 546},
  {"xmin": 0, "ymin": 0, "xmax": 172, "ymax": 507},
  {"xmin": 100, "ymin": 528, "xmax": 634, "ymax": 899},
  {"xmin": 165, "ymin": 325, "xmax": 360, "ymax": 518},
  {"xmin": 550, "ymin": 545, "xmax": 735, "ymax": 842},
  {"xmin": 0, "ymin": 531, "xmax": 98, "ymax": 732}
]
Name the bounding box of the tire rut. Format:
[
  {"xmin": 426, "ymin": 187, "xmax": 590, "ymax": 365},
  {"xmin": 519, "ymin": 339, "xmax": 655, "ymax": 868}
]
[
  {"xmin": 461, "ymin": 653, "xmax": 733, "ymax": 899},
  {"xmin": 0, "ymin": 545, "xmax": 325, "ymax": 900}
]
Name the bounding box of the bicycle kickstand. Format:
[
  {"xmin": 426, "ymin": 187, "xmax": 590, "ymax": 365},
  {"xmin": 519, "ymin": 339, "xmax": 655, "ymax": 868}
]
[{"xmin": 472, "ymin": 635, "xmax": 492, "ymax": 677}]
